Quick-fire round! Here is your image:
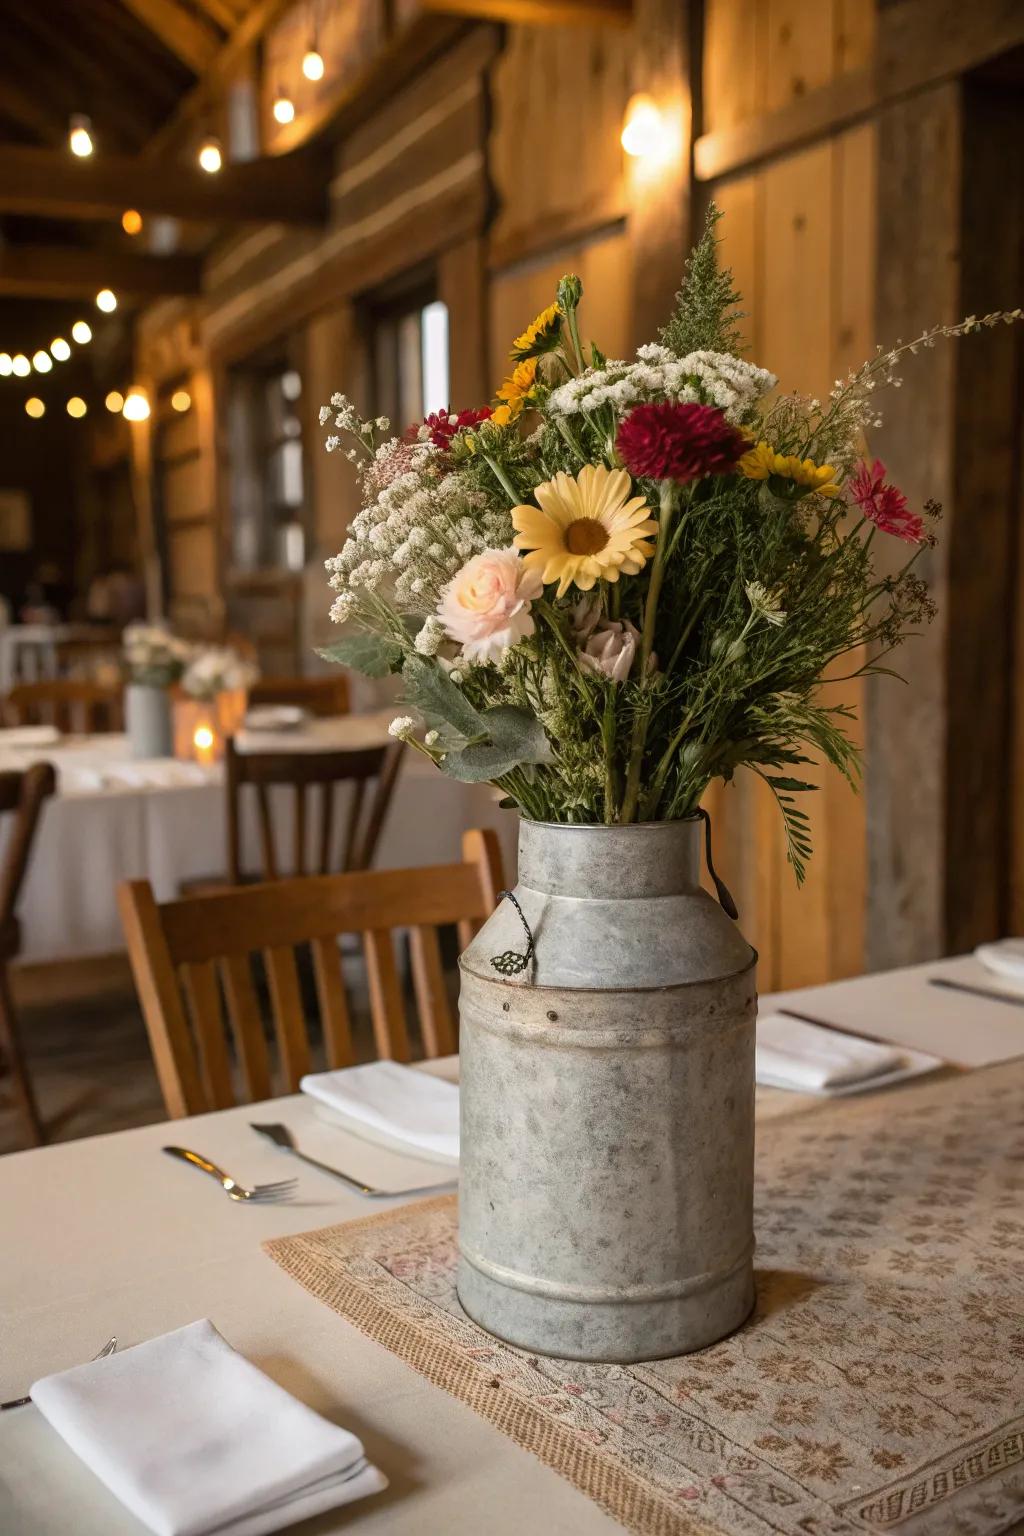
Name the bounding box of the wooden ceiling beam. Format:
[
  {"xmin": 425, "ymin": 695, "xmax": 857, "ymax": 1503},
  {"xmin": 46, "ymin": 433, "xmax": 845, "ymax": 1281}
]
[
  {"xmin": 118, "ymin": 0, "xmax": 224, "ymax": 75},
  {"xmin": 0, "ymin": 244, "xmax": 202, "ymax": 299},
  {"xmin": 413, "ymin": 0, "xmax": 631, "ymax": 23},
  {"xmin": 0, "ymin": 145, "xmax": 327, "ymax": 224}
]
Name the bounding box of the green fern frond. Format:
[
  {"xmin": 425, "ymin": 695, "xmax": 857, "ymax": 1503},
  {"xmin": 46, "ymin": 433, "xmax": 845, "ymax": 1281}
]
[{"xmin": 660, "ymin": 203, "xmax": 746, "ymax": 358}]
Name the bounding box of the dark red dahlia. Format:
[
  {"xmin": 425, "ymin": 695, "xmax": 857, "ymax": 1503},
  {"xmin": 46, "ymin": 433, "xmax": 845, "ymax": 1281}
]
[
  {"xmin": 412, "ymin": 405, "xmax": 493, "ymax": 449},
  {"xmin": 615, "ymin": 402, "xmax": 748, "ymax": 484},
  {"xmin": 848, "ymin": 459, "xmax": 924, "ymax": 544}
]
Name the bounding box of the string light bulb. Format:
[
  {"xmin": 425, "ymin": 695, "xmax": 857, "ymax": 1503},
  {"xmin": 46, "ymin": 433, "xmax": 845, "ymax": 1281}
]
[
  {"xmin": 96, "ymin": 288, "xmax": 117, "ymax": 313},
  {"xmin": 301, "ymin": 46, "xmax": 324, "ymax": 81},
  {"xmin": 32, "ymin": 350, "xmax": 52, "ymax": 373},
  {"xmin": 12, "ymin": 354, "xmax": 30, "ymax": 377},
  {"xmin": 272, "ymin": 90, "xmax": 295, "ymax": 125},
  {"xmin": 121, "ymin": 209, "xmax": 143, "ymax": 236},
  {"xmin": 171, "ymin": 389, "xmax": 191, "ymax": 413},
  {"xmin": 198, "ymin": 135, "xmax": 223, "ymax": 174},
  {"xmin": 620, "ymin": 94, "xmax": 671, "ymax": 161},
  {"xmin": 122, "ymin": 390, "xmax": 150, "ymax": 422},
  {"xmin": 0, "ymin": 354, "xmax": 12, "ymax": 376},
  {"xmin": 25, "ymin": 397, "xmax": 45, "ymax": 418},
  {"xmin": 71, "ymin": 320, "xmax": 92, "ymax": 344},
  {"xmin": 50, "ymin": 338, "xmax": 71, "ymax": 361},
  {"xmin": 68, "ymin": 113, "xmax": 94, "ymax": 158},
  {"xmin": 105, "ymin": 390, "xmax": 125, "ymax": 413},
  {"xmin": 67, "ymin": 396, "xmax": 87, "ymax": 418}
]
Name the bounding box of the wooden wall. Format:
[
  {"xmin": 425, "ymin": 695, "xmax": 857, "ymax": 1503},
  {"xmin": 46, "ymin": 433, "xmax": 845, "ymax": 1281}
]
[{"xmin": 698, "ymin": 0, "xmax": 876, "ymax": 990}]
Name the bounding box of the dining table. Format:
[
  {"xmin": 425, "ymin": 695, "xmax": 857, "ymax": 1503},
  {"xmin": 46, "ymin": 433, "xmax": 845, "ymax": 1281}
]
[
  {"xmin": 0, "ymin": 715, "xmax": 517, "ymax": 965},
  {"xmin": 3, "ymin": 956, "xmax": 1024, "ymax": 1536}
]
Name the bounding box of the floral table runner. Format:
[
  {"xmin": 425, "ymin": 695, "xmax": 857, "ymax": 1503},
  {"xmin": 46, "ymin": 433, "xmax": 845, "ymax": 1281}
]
[{"xmin": 265, "ymin": 1062, "xmax": 1024, "ymax": 1535}]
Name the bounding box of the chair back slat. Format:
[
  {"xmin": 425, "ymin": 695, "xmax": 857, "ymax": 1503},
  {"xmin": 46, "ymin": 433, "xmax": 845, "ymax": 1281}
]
[
  {"xmin": 340, "ymin": 778, "xmax": 366, "ymax": 871},
  {"xmin": 363, "ymin": 928, "xmax": 411, "ymax": 1062},
  {"xmin": 220, "ymin": 952, "xmax": 272, "ymax": 1104},
  {"xmin": 409, "ymin": 925, "xmax": 455, "ymax": 1058},
  {"xmin": 263, "ymin": 945, "xmax": 310, "ymax": 1090},
  {"xmin": 256, "ymin": 785, "xmax": 278, "ymax": 880},
  {"xmin": 120, "ymin": 830, "xmax": 507, "ymax": 1118},
  {"xmin": 180, "ymin": 960, "xmax": 234, "ymax": 1109},
  {"xmin": 318, "ymin": 783, "xmax": 335, "ymax": 876},
  {"xmin": 293, "ymin": 784, "xmax": 307, "ymax": 877},
  {"xmin": 117, "ymin": 880, "xmax": 205, "ymax": 1118},
  {"xmin": 310, "ymin": 934, "xmax": 354, "ymax": 1067},
  {"xmin": 225, "ymin": 739, "xmax": 400, "ymax": 881}
]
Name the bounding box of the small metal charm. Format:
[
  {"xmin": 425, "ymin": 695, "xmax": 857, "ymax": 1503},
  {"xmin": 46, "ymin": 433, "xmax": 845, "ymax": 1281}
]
[{"xmin": 490, "ymin": 889, "xmax": 535, "ymax": 976}]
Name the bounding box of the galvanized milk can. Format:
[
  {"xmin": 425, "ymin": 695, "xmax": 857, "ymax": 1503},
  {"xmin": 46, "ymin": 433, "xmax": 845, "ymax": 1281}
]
[{"xmin": 457, "ymin": 818, "xmax": 757, "ymax": 1363}]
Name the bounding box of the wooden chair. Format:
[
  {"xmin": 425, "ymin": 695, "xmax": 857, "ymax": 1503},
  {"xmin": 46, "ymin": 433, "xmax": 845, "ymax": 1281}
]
[
  {"xmin": 119, "ymin": 828, "xmax": 504, "ymax": 1118},
  {"xmin": 225, "ymin": 736, "xmax": 403, "ymax": 881},
  {"xmin": 248, "ymin": 674, "xmax": 350, "ymax": 718},
  {"xmin": 4, "ymin": 679, "xmax": 123, "ymax": 733},
  {"xmin": 0, "ymin": 763, "xmax": 57, "ymax": 1145}
]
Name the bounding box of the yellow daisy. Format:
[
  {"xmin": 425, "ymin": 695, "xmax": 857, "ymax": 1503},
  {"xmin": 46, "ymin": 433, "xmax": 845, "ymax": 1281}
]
[
  {"xmin": 510, "ymin": 302, "xmax": 562, "ymax": 361},
  {"xmin": 739, "ymin": 440, "xmax": 840, "ymax": 497},
  {"xmin": 512, "ymin": 465, "xmax": 657, "ymax": 598}
]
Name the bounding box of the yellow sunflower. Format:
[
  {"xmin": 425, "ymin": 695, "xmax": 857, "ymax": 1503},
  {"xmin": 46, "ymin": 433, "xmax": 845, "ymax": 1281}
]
[
  {"xmin": 495, "ymin": 357, "xmax": 538, "ymax": 413},
  {"xmin": 739, "ymin": 440, "xmax": 840, "ymax": 497},
  {"xmin": 512, "ymin": 465, "xmax": 657, "ymax": 598},
  {"xmin": 510, "ymin": 302, "xmax": 562, "ymax": 361}
]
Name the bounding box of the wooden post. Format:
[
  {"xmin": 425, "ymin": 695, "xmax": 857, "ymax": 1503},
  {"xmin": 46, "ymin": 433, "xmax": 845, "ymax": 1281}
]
[
  {"xmin": 868, "ymin": 69, "xmax": 1024, "ymax": 966},
  {"xmin": 627, "ymin": 0, "xmax": 693, "ymax": 346}
]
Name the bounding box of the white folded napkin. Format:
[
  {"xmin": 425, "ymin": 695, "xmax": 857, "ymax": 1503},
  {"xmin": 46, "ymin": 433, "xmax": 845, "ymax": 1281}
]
[
  {"xmin": 0, "ymin": 724, "xmax": 61, "ymax": 749},
  {"xmin": 31, "ymin": 1320, "xmax": 387, "ymax": 1536},
  {"xmin": 756, "ymin": 1012, "xmax": 903, "ymax": 1093},
  {"xmin": 301, "ymin": 1060, "xmax": 460, "ymax": 1163},
  {"xmin": 974, "ymin": 938, "xmax": 1024, "ymax": 986}
]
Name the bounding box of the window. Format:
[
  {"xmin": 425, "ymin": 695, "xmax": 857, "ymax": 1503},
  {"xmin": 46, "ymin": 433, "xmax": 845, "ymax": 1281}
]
[
  {"xmin": 369, "ymin": 288, "xmax": 450, "ymax": 431},
  {"xmin": 227, "ymin": 355, "xmax": 306, "ymax": 573}
]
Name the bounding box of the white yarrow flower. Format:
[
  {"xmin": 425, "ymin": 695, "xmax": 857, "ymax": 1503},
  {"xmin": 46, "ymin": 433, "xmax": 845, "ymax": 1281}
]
[{"xmin": 388, "ymin": 716, "xmax": 416, "ymax": 740}]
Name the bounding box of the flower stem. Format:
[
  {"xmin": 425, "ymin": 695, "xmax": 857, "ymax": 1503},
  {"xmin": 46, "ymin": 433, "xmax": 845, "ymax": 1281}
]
[
  {"xmin": 481, "ymin": 450, "xmax": 520, "ymax": 508},
  {"xmin": 620, "ymin": 481, "xmax": 677, "ymax": 822}
]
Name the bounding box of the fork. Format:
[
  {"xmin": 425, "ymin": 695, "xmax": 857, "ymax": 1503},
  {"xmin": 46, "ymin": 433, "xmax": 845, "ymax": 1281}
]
[
  {"xmin": 251, "ymin": 1122, "xmax": 457, "ymax": 1199},
  {"xmin": 2, "ymin": 1336, "xmax": 117, "ymax": 1411},
  {"xmin": 162, "ymin": 1145, "xmax": 297, "ymax": 1202}
]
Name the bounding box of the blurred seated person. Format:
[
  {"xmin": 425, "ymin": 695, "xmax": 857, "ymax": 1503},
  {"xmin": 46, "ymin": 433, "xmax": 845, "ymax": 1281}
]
[
  {"xmin": 19, "ymin": 563, "xmax": 71, "ymax": 624},
  {"xmin": 86, "ymin": 563, "xmax": 146, "ymax": 627}
]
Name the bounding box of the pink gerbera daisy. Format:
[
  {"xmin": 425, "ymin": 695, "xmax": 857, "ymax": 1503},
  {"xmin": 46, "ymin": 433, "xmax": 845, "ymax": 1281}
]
[{"xmin": 848, "ymin": 459, "xmax": 924, "ymax": 543}]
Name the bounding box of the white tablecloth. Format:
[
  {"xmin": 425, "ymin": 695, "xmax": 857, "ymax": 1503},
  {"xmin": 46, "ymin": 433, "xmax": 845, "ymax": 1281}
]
[{"xmin": 0, "ymin": 722, "xmax": 518, "ymax": 963}]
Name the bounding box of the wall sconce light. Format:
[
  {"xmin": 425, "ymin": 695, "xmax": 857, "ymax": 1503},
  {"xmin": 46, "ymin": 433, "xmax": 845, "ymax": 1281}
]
[
  {"xmin": 621, "ymin": 94, "xmax": 671, "ymax": 161},
  {"xmin": 68, "ymin": 113, "xmax": 94, "ymax": 158},
  {"xmin": 272, "ymin": 89, "xmax": 295, "ymax": 124},
  {"xmin": 198, "ymin": 135, "xmax": 223, "ymax": 174},
  {"xmin": 123, "ymin": 390, "xmax": 151, "ymax": 422}
]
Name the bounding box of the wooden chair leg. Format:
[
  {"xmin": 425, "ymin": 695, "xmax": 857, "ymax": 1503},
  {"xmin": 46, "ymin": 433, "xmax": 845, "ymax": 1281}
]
[{"xmin": 0, "ymin": 966, "xmax": 43, "ymax": 1147}]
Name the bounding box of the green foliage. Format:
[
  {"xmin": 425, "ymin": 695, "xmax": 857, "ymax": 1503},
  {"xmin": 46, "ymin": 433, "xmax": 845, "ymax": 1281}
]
[
  {"xmin": 439, "ymin": 706, "xmax": 554, "ymax": 782},
  {"xmin": 316, "ymin": 632, "xmax": 402, "ymax": 677},
  {"xmin": 659, "ymin": 203, "xmax": 746, "ymax": 358}
]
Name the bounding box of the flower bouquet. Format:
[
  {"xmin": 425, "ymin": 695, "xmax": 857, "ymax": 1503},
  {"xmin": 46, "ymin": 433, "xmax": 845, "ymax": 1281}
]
[
  {"xmin": 320, "ymin": 207, "xmax": 1021, "ymax": 883},
  {"xmin": 175, "ymin": 644, "xmax": 259, "ymax": 759},
  {"xmin": 318, "ymin": 210, "xmax": 1022, "ymax": 1362},
  {"xmin": 122, "ymin": 623, "xmax": 194, "ymax": 759}
]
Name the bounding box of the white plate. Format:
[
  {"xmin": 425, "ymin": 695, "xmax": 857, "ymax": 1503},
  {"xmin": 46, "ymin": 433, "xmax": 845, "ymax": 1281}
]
[
  {"xmin": 310, "ymin": 1099, "xmax": 460, "ymax": 1166},
  {"xmin": 974, "ymin": 939, "xmax": 1024, "ymax": 988},
  {"xmin": 242, "ymin": 705, "xmax": 308, "ymax": 732}
]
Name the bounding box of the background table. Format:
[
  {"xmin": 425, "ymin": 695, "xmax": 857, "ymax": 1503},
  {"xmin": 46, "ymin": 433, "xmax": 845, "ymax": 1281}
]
[{"xmin": 0, "ymin": 719, "xmax": 518, "ymax": 963}]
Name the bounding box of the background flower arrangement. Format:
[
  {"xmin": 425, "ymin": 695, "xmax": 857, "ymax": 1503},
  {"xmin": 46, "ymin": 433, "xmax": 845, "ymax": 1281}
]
[{"xmin": 320, "ymin": 208, "xmax": 1022, "ymax": 880}]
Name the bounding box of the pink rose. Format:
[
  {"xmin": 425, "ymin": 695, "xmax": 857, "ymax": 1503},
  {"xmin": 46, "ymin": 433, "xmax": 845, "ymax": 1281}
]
[
  {"xmin": 578, "ymin": 618, "xmax": 643, "ymax": 683},
  {"xmin": 437, "ymin": 548, "xmax": 543, "ymax": 663}
]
